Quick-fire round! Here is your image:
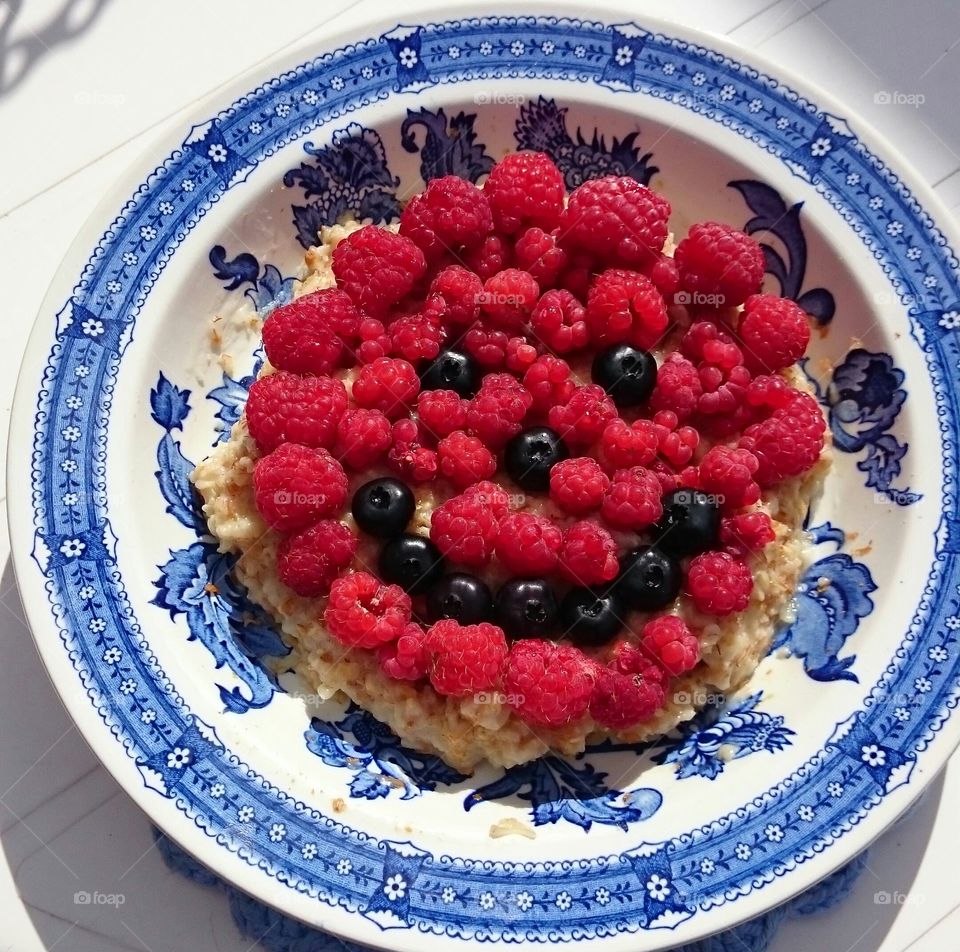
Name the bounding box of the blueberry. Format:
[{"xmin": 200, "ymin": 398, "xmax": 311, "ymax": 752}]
[
  {"xmin": 496, "ymin": 578, "xmax": 559, "ymax": 639},
  {"xmin": 426, "ymin": 573, "xmax": 494, "ymax": 624},
  {"xmin": 378, "ymin": 533, "xmax": 445, "ymax": 594},
  {"xmin": 617, "ymin": 545, "xmax": 682, "ymax": 611},
  {"xmin": 653, "ymin": 488, "xmax": 720, "ymax": 558},
  {"xmin": 351, "ymin": 478, "xmax": 415, "ymax": 538},
  {"xmin": 503, "ymin": 427, "xmax": 569, "ymax": 491},
  {"xmin": 591, "ymin": 344, "xmax": 657, "ymax": 408},
  {"xmin": 420, "ymin": 349, "xmax": 480, "ymax": 398},
  {"xmin": 560, "ymin": 588, "xmax": 625, "ymax": 646}
]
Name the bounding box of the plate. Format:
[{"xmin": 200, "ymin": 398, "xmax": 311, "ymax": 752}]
[{"xmin": 9, "ymin": 5, "xmax": 960, "ymax": 949}]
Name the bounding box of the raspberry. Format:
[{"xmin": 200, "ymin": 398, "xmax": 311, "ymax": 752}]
[
  {"xmin": 377, "ymin": 623, "xmax": 430, "ymax": 681},
  {"xmin": 430, "ymin": 492, "xmax": 500, "ymax": 567},
  {"xmin": 462, "ymin": 234, "xmax": 512, "ymax": 280},
  {"xmin": 698, "ymin": 446, "xmax": 761, "ymax": 508},
  {"xmin": 601, "ymin": 466, "xmax": 663, "ymax": 531},
  {"xmin": 261, "ymin": 289, "xmax": 349, "ymax": 375},
  {"xmin": 389, "ymin": 311, "xmax": 444, "ymax": 364},
  {"xmin": 352, "ymin": 357, "xmax": 420, "ymax": 418},
  {"xmin": 483, "ymin": 151, "xmax": 566, "ymax": 234},
  {"xmin": 560, "ymin": 176, "xmax": 670, "ymax": 267},
  {"xmin": 480, "ymin": 269, "xmax": 540, "ymax": 331},
  {"xmin": 529, "ymin": 289, "xmax": 590, "ymax": 354},
  {"xmin": 324, "ymin": 571, "xmax": 411, "ymax": 648},
  {"xmin": 246, "ymin": 371, "xmax": 347, "ymax": 453},
  {"xmin": 466, "ymin": 373, "xmax": 533, "ymax": 449},
  {"xmin": 399, "ymin": 175, "xmax": 493, "ymax": 262},
  {"xmin": 720, "ymin": 510, "xmax": 775, "ymax": 555},
  {"xmin": 652, "ymin": 411, "xmax": 700, "ymax": 468},
  {"xmin": 253, "ymin": 444, "xmax": 348, "ymax": 532},
  {"xmin": 674, "ymin": 222, "xmax": 764, "ymax": 308},
  {"xmin": 648, "ymin": 458, "xmax": 683, "ymax": 493},
  {"xmin": 416, "ymin": 389, "xmax": 467, "ymax": 439},
  {"xmin": 503, "ymin": 640, "xmax": 595, "ymax": 728},
  {"xmin": 739, "ymin": 294, "xmax": 811, "ymax": 374},
  {"xmin": 686, "ymin": 551, "xmax": 753, "ymax": 615},
  {"xmin": 425, "ymin": 620, "xmax": 508, "ymax": 697},
  {"xmin": 640, "ymin": 615, "xmax": 700, "ymax": 676},
  {"xmin": 332, "ymin": 225, "xmax": 427, "ymax": 317},
  {"xmin": 647, "ymin": 254, "xmax": 680, "ymax": 298},
  {"xmin": 589, "ymin": 665, "xmax": 664, "ymax": 729},
  {"xmin": 513, "ymin": 227, "xmax": 568, "ymax": 287},
  {"xmin": 558, "ymin": 252, "xmax": 594, "ymax": 301},
  {"xmin": 599, "ymin": 418, "xmax": 659, "ymax": 471},
  {"xmin": 391, "ymin": 417, "xmax": 421, "ymax": 444},
  {"xmin": 429, "ymin": 265, "xmax": 483, "ymax": 326},
  {"xmin": 739, "ymin": 390, "xmax": 825, "ymax": 486},
  {"xmin": 462, "ymin": 325, "xmax": 509, "ymax": 370},
  {"xmin": 697, "ymin": 358, "xmax": 751, "ymax": 418},
  {"xmin": 649, "ymin": 353, "xmax": 703, "ymax": 421},
  {"xmin": 611, "ymin": 642, "xmax": 668, "ymax": 685},
  {"xmin": 547, "ymin": 384, "xmax": 617, "ymax": 449},
  {"xmin": 586, "ymin": 269, "xmax": 669, "ymax": 349},
  {"xmin": 549, "ymin": 457, "xmax": 610, "ymax": 515},
  {"xmin": 559, "ymin": 520, "xmax": 619, "ymax": 586},
  {"xmin": 495, "ymin": 512, "xmax": 563, "ymax": 576},
  {"xmin": 463, "ymin": 480, "xmax": 513, "ymax": 520},
  {"xmin": 505, "ymin": 336, "xmax": 539, "ymax": 374},
  {"xmin": 356, "ymin": 317, "xmax": 392, "ymax": 363},
  {"xmin": 388, "ymin": 443, "xmax": 438, "ymax": 483},
  {"xmin": 437, "ymin": 430, "xmax": 497, "ymax": 489},
  {"xmin": 680, "ymin": 320, "xmax": 739, "ymax": 364},
  {"xmin": 334, "ymin": 408, "xmax": 393, "ymax": 469},
  {"xmin": 746, "ymin": 374, "xmax": 797, "ymax": 411},
  {"xmin": 277, "ymin": 520, "xmax": 357, "ymax": 597},
  {"xmin": 522, "ymin": 355, "xmax": 576, "ymax": 413}
]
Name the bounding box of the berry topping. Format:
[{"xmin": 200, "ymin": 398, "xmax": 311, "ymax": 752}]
[
  {"xmin": 466, "ymin": 373, "xmax": 533, "ymax": 450},
  {"xmin": 437, "ymin": 430, "xmax": 497, "ymax": 489},
  {"xmin": 416, "ymin": 389, "xmax": 468, "ymax": 439},
  {"xmin": 549, "ymin": 457, "xmax": 610, "ymax": 515},
  {"xmin": 246, "ymin": 371, "xmax": 347, "ymax": 454},
  {"xmin": 505, "ymin": 336, "xmax": 539, "ymax": 374},
  {"xmin": 462, "ymin": 325, "xmax": 510, "ymax": 370},
  {"xmin": 387, "ymin": 437, "xmax": 438, "ymax": 483},
  {"xmin": 513, "ymin": 226, "xmax": 568, "ymax": 287},
  {"xmin": 591, "ymin": 344, "xmax": 656, "ymax": 409},
  {"xmin": 617, "ymin": 545, "xmax": 682, "ymax": 611},
  {"xmin": 425, "ymin": 620, "xmax": 508, "ymax": 697},
  {"xmin": 430, "ymin": 492, "xmax": 500, "ymax": 568},
  {"xmin": 483, "ymin": 151, "xmax": 566, "ymax": 234},
  {"xmin": 420, "ymin": 348, "xmax": 480, "ymax": 398},
  {"xmin": 426, "ymin": 573, "xmax": 494, "ymax": 625},
  {"xmin": 276, "ymin": 520, "xmax": 357, "ymax": 598},
  {"xmin": 653, "ymin": 488, "xmax": 721, "ymax": 558},
  {"xmin": 378, "ymin": 623, "xmax": 430, "ymax": 681},
  {"xmin": 529, "ymin": 289, "xmax": 590, "ymax": 354},
  {"xmin": 399, "ymin": 175, "xmax": 493, "ymax": 262},
  {"xmin": 558, "ymin": 520, "xmax": 619, "ymax": 587},
  {"xmin": 503, "ymin": 640, "xmax": 595, "ymax": 727},
  {"xmin": 389, "ymin": 310, "xmax": 445, "ymax": 365},
  {"xmin": 334, "ymin": 408, "xmax": 393, "ymax": 469},
  {"xmin": 378, "ymin": 532, "xmax": 445, "ymax": 594},
  {"xmin": 352, "ymin": 357, "xmax": 421, "ymax": 418},
  {"xmin": 738, "ymin": 390, "xmax": 825, "ymax": 486},
  {"xmin": 495, "ymin": 512, "xmax": 563, "ymax": 576},
  {"xmin": 463, "ymin": 480, "xmax": 513, "ymax": 519},
  {"xmin": 589, "ymin": 664, "xmax": 664, "ymax": 729},
  {"xmin": 686, "ymin": 551, "xmax": 753, "ymax": 615},
  {"xmin": 522, "ymin": 356, "xmax": 576, "ymax": 414},
  {"xmin": 503, "ymin": 425, "xmax": 570, "ymax": 492},
  {"xmin": 674, "ymin": 221, "xmax": 764, "ymax": 308},
  {"xmin": 599, "ymin": 418, "xmax": 659, "ymax": 471},
  {"xmin": 495, "ymin": 578, "xmax": 559, "ymax": 640},
  {"xmin": 462, "ymin": 233, "xmax": 512, "ymax": 280},
  {"xmin": 561, "ymin": 589, "xmax": 625, "ymax": 646},
  {"xmin": 261, "ymin": 289, "xmax": 349, "ymax": 375},
  {"xmin": 547, "ymin": 384, "xmax": 617, "ymax": 449},
  {"xmin": 351, "ymin": 478, "xmax": 415, "ymax": 538},
  {"xmin": 739, "ymin": 294, "xmax": 812, "ymax": 374},
  {"xmin": 586, "ymin": 269, "xmax": 668, "ymax": 349},
  {"xmin": 698, "ymin": 445, "xmax": 761, "ymax": 509},
  {"xmin": 356, "ymin": 317, "xmax": 392, "ymax": 363},
  {"xmin": 429, "ymin": 265, "xmax": 483, "ymax": 326},
  {"xmin": 720, "ymin": 510, "xmax": 776, "ymax": 554},
  {"xmin": 648, "ymin": 353, "xmax": 703, "ymax": 422},
  {"xmin": 601, "ymin": 466, "xmax": 663, "ymax": 531},
  {"xmin": 480, "ymin": 269, "xmax": 540, "ymax": 331},
  {"xmin": 641, "ymin": 615, "xmax": 699, "ymax": 676},
  {"xmin": 324, "ymin": 571, "xmax": 411, "ymax": 648},
  {"xmin": 253, "ymin": 443, "xmax": 348, "ymax": 532}
]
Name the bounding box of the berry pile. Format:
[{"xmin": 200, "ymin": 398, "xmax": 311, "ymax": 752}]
[{"xmin": 244, "ymin": 153, "xmax": 825, "ymax": 736}]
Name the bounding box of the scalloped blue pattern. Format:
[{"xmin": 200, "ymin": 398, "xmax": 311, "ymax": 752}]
[{"xmin": 27, "ymin": 15, "xmax": 960, "ymax": 944}]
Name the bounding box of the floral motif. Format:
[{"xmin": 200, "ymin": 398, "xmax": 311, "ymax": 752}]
[
  {"xmin": 383, "ymin": 874, "xmax": 407, "ymax": 900},
  {"xmin": 237, "ymin": 805, "xmax": 254, "ymax": 822},
  {"xmin": 167, "ymin": 746, "xmax": 192, "ymax": 769},
  {"xmin": 861, "ymin": 744, "xmax": 886, "ymax": 767},
  {"xmin": 210, "ymin": 783, "xmax": 225, "ymax": 798},
  {"xmin": 398, "ymin": 48, "xmax": 418, "ymax": 68},
  {"xmin": 442, "ymin": 886, "xmax": 457, "ymax": 903},
  {"xmin": 208, "ymin": 246, "xmax": 296, "ymax": 314},
  {"xmin": 336, "ymin": 858, "xmax": 352, "ymax": 875},
  {"xmin": 269, "ymin": 823, "xmax": 287, "ymax": 842},
  {"xmin": 555, "ymin": 890, "xmax": 572, "ymax": 909},
  {"xmin": 515, "ymin": 891, "xmax": 532, "ymax": 910},
  {"xmin": 59, "ymin": 538, "xmax": 85, "ymax": 557},
  {"xmin": 646, "ymin": 874, "xmax": 671, "ymax": 900},
  {"xmin": 301, "ymin": 842, "xmax": 318, "ymax": 859}
]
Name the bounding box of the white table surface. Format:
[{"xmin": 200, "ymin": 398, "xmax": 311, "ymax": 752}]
[{"xmin": 1, "ymin": 1, "xmax": 959, "ymax": 949}]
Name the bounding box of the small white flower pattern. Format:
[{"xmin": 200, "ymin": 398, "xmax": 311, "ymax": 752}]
[
  {"xmin": 893, "ymin": 706, "xmax": 911, "ymax": 722},
  {"xmin": 62, "ymin": 491, "xmax": 79, "ymax": 506},
  {"xmin": 748, "ymin": 98, "xmax": 763, "ymax": 113},
  {"xmin": 275, "ymin": 103, "xmax": 290, "ymax": 118},
  {"xmin": 700, "ymin": 858, "xmax": 715, "ymax": 874},
  {"xmin": 336, "ymin": 858, "xmax": 352, "ymax": 875},
  {"xmin": 776, "ymin": 116, "xmax": 790, "ymax": 130},
  {"xmin": 59, "ymin": 538, "xmax": 85, "ymax": 557},
  {"xmin": 207, "ymin": 143, "xmax": 228, "ymax": 163},
  {"xmin": 106, "ymin": 280, "xmax": 122, "ymax": 293},
  {"xmin": 861, "ymin": 744, "xmax": 886, "ymax": 767},
  {"xmin": 662, "ymin": 62, "xmax": 676, "ymax": 75},
  {"xmin": 515, "ymin": 890, "xmax": 532, "ymax": 910},
  {"xmin": 479, "ymin": 891, "xmax": 495, "ymax": 910},
  {"xmin": 61, "ymin": 459, "xmax": 78, "ymax": 472},
  {"xmin": 914, "ymin": 676, "xmax": 932, "ymax": 693},
  {"xmin": 719, "ymin": 83, "xmax": 736, "ymax": 101},
  {"xmin": 330, "ymin": 76, "xmax": 344, "ymax": 90},
  {"xmin": 846, "ymin": 172, "xmax": 861, "ymax": 185},
  {"xmin": 302, "ymin": 89, "xmax": 319, "ymax": 105},
  {"xmin": 510, "ymin": 40, "xmax": 525, "ymax": 57},
  {"xmin": 480, "ymin": 41, "xmax": 493, "ymax": 55},
  {"xmin": 929, "ymin": 645, "xmax": 949, "ymax": 662},
  {"xmin": 886, "ymin": 221, "xmax": 904, "ymax": 236},
  {"xmin": 555, "ymin": 891, "xmax": 572, "ymax": 910},
  {"xmin": 938, "ymin": 311, "xmax": 960, "ymax": 330},
  {"xmin": 827, "ymin": 781, "xmax": 844, "ymax": 798},
  {"xmin": 906, "ymin": 246, "xmax": 922, "ymax": 260},
  {"xmin": 210, "ymin": 783, "xmax": 225, "ymax": 798},
  {"xmin": 81, "ymin": 318, "xmax": 104, "ymax": 337},
  {"xmin": 948, "ymin": 616, "xmax": 960, "ymax": 630},
  {"xmin": 62, "ymin": 426, "xmax": 81, "ymax": 442},
  {"xmin": 237, "ymin": 805, "xmax": 255, "ymax": 822},
  {"xmin": 447, "ymin": 45, "xmax": 460, "ymax": 59},
  {"xmin": 442, "ymin": 886, "xmax": 457, "ymax": 903},
  {"xmin": 269, "ymin": 823, "xmax": 286, "ymax": 842},
  {"xmin": 122, "ymin": 251, "xmax": 139, "ymax": 265},
  {"xmin": 573, "ymin": 45, "xmax": 585, "ymax": 58},
  {"xmin": 798, "ymin": 804, "xmax": 816, "ymax": 821},
  {"xmin": 119, "ymin": 678, "xmax": 137, "ymax": 695},
  {"xmin": 139, "ymin": 225, "xmax": 157, "ymax": 241},
  {"xmin": 398, "ymin": 48, "xmax": 418, "ymax": 68},
  {"xmin": 166, "ymin": 746, "xmax": 192, "ymax": 769},
  {"xmin": 361, "ymin": 66, "xmax": 373, "ymax": 79},
  {"xmin": 88, "ymin": 618, "xmax": 106, "ymax": 633},
  {"xmin": 140, "ymin": 709, "xmax": 156, "ymax": 724},
  {"xmin": 923, "ymin": 274, "xmax": 939, "ymax": 289},
  {"xmin": 66, "ymin": 395, "xmax": 83, "ymax": 409},
  {"xmin": 810, "ymin": 137, "xmax": 832, "ymax": 157},
  {"xmin": 764, "ymin": 823, "xmax": 785, "ymax": 842},
  {"xmin": 614, "ymin": 45, "xmax": 633, "ymax": 66},
  {"xmin": 180, "ymin": 179, "xmax": 195, "ymax": 193},
  {"xmin": 158, "ymin": 201, "xmax": 174, "ymax": 215},
  {"xmin": 692, "ymin": 71, "xmax": 706, "ymax": 86},
  {"xmin": 869, "ymin": 195, "xmax": 884, "ymax": 210},
  {"xmin": 383, "ymin": 874, "xmax": 407, "ymax": 901},
  {"xmin": 735, "ymin": 843, "xmax": 752, "ymax": 860},
  {"xmin": 595, "ymin": 886, "xmax": 610, "ymax": 904},
  {"xmin": 541, "ymin": 41, "xmax": 555, "ymax": 55},
  {"xmin": 646, "ymin": 875, "xmax": 671, "ymax": 901},
  {"xmin": 301, "ymin": 842, "xmax": 318, "ymax": 859},
  {"xmin": 78, "ymin": 585, "xmax": 95, "ymax": 600},
  {"xmin": 248, "ymin": 121, "xmax": 262, "ymax": 134}
]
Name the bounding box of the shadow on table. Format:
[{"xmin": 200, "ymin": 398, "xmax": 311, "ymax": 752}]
[{"xmin": 0, "ymin": 0, "xmax": 112, "ymax": 98}]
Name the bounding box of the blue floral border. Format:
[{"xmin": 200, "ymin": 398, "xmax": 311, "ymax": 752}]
[{"xmin": 27, "ymin": 15, "xmax": 960, "ymax": 943}]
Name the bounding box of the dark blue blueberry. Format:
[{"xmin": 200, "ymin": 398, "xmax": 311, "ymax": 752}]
[
  {"xmin": 653, "ymin": 488, "xmax": 720, "ymax": 558},
  {"xmin": 351, "ymin": 478, "xmax": 415, "ymax": 538},
  {"xmin": 591, "ymin": 344, "xmax": 657, "ymax": 408},
  {"xmin": 503, "ymin": 427, "xmax": 569, "ymax": 491},
  {"xmin": 420, "ymin": 349, "xmax": 480, "ymax": 398},
  {"xmin": 378, "ymin": 533, "xmax": 445, "ymax": 594},
  {"xmin": 495, "ymin": 578, "xmax": 559, "ymax": 639},
  {"xmin": 617, "ymin": 545, "xmax": 682, "ymax": 611},
  {"xmin": 560, "ymin": 588, "xmax": 625, "ymax": 646},
  {"xmin": 426, "ymin": 573, "xmax": 494, "ymax": 624}
]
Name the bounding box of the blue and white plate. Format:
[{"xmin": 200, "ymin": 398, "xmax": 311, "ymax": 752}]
[{"xmin": 9, "ymin": 5, "xmax": 959, "ymax": 949}]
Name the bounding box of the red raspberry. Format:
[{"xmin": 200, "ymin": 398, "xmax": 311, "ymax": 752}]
[
  {"xmin": 388, "ymin": 443, "xmax": 438, "ymax": 483},
  {"xmin": 352, "ymin": 357, "xmax": 420, "ymax": 418},
  {"xmin": 586, "ymin": 269, "xmax": 669, "ymax": 349},
  {"xmin": 697, "ymin": 358, "xmax": 751, "ymax": 418},
  {"xmin": 652, "ymin": 410, "xmax": 700, "ymax": 468},
  {"xmin": 430, "ymin": 492, "xmax": 499, "ymax": 567},
  {"xmin": 495, "ymin": 512, "xmax": 563, "ymax": 576},
  {"xmin": 513, "ymin": 227, "xmax": 568, "ymax": 287},
  {"xmin": 416, "ymin": 389, "xmax": 467, "ymax": 439},
  {"xmin": 246, "ymin": 371, "xmax": 347, "ymax": 453},
  {"xmin": 590, "ymin": 665, "xmax": 664, "ymax": 729},
  {"xmin": 680, "ymin": 320, "xmax": 739, "ymax": 364},
  {"xmin": 559, "ymin": 520, "xmax": 619, "ymax": 586},
  {"xmin": 558, "ymin": 251, "xmax": 594, "ymax": 302},
  {"xmin": 547, "ymin": 384, "xmax": 617, "ymax": 449},
  {"xmin": 601, "ymin": 466, "xmax": 663, "ymax": 531},
  {"xmin": 674, "ymin": 222, "xmax": 764, "ymax": 308},
  {"xmin": 698, "ymin": 446, "xmax": 761, "ymax": 508},
  {"xmin": 611, "ymin": 642, "xmax": 668, "ymax": 685},
  {"xmin": 739, "ymin": 294, "xmax": 811, "ymax": 373},
  {"xmin": 504, "ymin": 640, "xmax": 595, "ymax": 728},
  {"xmin": 648, "ymin": 458, "xmax": 683, "ymax": 493},
  {"xmin": 356, "ymin": 317, "xmax": 392, "ymax": 364},
  {"xmin": 462, "ymin": 325, "xmax": 509, "ymax": 369},
  {"xmin": 479, "ymin": 269, "xmax": 540, "ymax": 331},
  {"xmin": 483, "ymin": 151, "xmax": 566, "ymax": 234},
  {"xmin": 649, "ymin": 353, "xmax": 703, "ymax": 421},
  {"xmin": 399, "ymin": 175, "xmax": 493, "ymax": 262},
  {"xmin": 391, "ymin": 417, "xmax": 421, "ymax": 444},
  {"xmin": 529, "ymin": 289, "xmax": 590, "ymax": 354},
  {"xmin": 720, "ymin": 510, "xmax": 775, "ymax": 555},
  {"xmin": 599, "ymin": 418, "xmax": 659, "ymax": 471},
  {"xmin": 276, "ymin": 520, "xmax": 357, "ymax": 597},
  {"xmin": 466, "ymin": 373, "xmax": 533, "ymax": 449},
  {"xmin": 522, "ymin": 355, "xmax": 576, "ymax": 413},
  {"xmin": 425, "ymin": 620, "xmax": 508, "ymax": 697},
  {"xmin": 377, "ymin": 623, "xmax": 430, "ymax": 681},
  {"xmin": 261, "ymin": 289, "xmax": 350, "ymax": 375},
  {"xmin": 560, "ymin": 176, "xmax": 670, "ymax": 267},
  {"xmin": 647, "ymin": 254, "xmax": 680, "ymax": 298},
  {"xmin": 429, "ymin": 265, "xmax": 483, "ymax": 326},
  {"xmin": 334, "ymin": 408, "xmax": 393, "ymax": 469},
  {"xmin": 463, "ymin": 480, "xmax": 513, "ymax": 520},
  {"xmin": 253, "ymin": 444, "xmax": 347, "ymax": 532},
  {"xmin": 389, "ymin": 311, "xmax": 444, "ymax": 364},
  {"xmin": 746, "ymin": 374, "xmax": 798, "ymax": 411},
  {"xmin": 324, "ymin": 571, "xmax": 411, "ymax": 648},
  {"xmin": 462, "ymin": 234, "xmax": 512, "ymax": 281},
  {"xmin": 332, "ymin": 226, "xmax": 427, "ymax": 317},
  {"xmin": 687, "ymin": 551, "xmax": 753, "ymax": 615},
  {"xmin": 641, "ymin": 615, "xmax": 700, "ymax": 676},
  {"xmin": 739, "ymin": 391, "xmax": 825, "ymax": 486},
  {"xmin": 549, "ymin": 457, "xmax": 610, "ymax": 515},
  {"xmin": 505, "ymin": 336, "xmax": 539, "ymax": 374},
  {"xmin": 437, "ymin": 431, "xmax": 497, "ymax": 489}
]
